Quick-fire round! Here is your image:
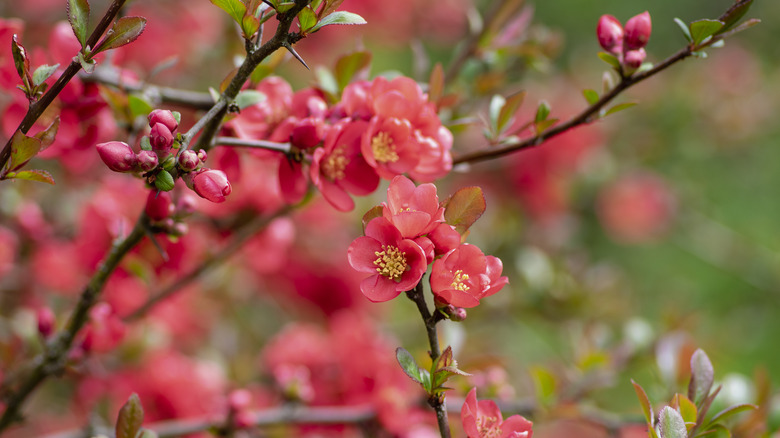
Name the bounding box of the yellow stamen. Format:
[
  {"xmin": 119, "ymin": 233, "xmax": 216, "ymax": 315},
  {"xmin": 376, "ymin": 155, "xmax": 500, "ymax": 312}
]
[
  {"xmin": 371, "ymin": 131, "xmax": 399, "ymax": 163},
  {"xmin": 322, "ymin": 146, "xmax": 349, "ymax": 180},
  {"xmin": 451, "ymin": 270, "xmax": 470, "ymax": 291},
  {"xmin": 476, "ymin": 416, "xmax": 501, "ymax": 438},
  {"xmin": 374, "ymin": 245, "xmax": 407, "ymax": 281}
]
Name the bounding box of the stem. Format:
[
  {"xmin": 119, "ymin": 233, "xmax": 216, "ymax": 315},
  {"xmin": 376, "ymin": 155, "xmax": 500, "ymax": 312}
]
[
  {"xmin": 405, "ymin": 282, "xmax": 450, "ymax": 438},
  {"xmin": 0, "ymin": 215, "xmax": 147, "ymax": 433},
  {"xmin": 0, "ymin": 0, "xmax": 129, "ymax": 173},
  {"xmin": 215, "ymin": 136, "xmax": 292, "ymax": 154}
]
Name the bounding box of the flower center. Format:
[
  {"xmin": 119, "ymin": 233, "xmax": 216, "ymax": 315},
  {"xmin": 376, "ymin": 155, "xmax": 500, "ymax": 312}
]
[
  {"xmin": 322, "ymin": 146, "xmax": 349, "ymax": 181},
  {"xmin": 371, "ymin": 131, "xmax": 399, "ymax": 163},
  {"xmin": 373, "ymin": 245, "xmax": 407, "ymax": 281},
  {"xmin": 476, "ymin": 415, "xmax": 501, "ymax": 438},
  {"xmin": 450, "ymin": 270, "xmax": 470, "ymax": 291}
]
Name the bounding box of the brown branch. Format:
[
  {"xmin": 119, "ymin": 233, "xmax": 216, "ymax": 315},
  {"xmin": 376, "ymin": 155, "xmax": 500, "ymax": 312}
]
[{"xmin": 215, "ymin": 136, "xmax": 292, "ymax": 154}]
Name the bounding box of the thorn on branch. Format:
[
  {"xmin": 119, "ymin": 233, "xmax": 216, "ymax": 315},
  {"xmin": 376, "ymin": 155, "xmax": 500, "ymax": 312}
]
[{"xmin": 284, "ymin": 43, "xmax": 310, "ymax": 71}]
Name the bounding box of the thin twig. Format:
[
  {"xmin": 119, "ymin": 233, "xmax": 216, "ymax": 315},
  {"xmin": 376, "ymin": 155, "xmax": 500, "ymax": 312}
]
[{"xmin": 215, "ymin": 136, "xmax": 292, "ymax": 154}]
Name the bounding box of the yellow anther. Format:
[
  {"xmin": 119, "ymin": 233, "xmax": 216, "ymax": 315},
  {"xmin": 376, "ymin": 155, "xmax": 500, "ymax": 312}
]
[
  {"xmin": 373, "ymin": 245, "xmax": 407, "ymax": 281},
  {"xmin": 450, "ymin": 270, "xmax": 470, "ymax": 291},
  {"xmin": 322, "ymin": 146, "xmax": 349, "ymax": 180},
  {"xmin": 371, "ymin": 131, "xmax": 399, "ymax": 163}
]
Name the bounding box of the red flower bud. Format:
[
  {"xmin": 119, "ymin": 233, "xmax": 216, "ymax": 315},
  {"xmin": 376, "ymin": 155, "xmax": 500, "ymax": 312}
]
[
  {"xmin": 96, "ymin": 141, "xmax": 137, "ymax": 172},
  {"xmin": 150, "ymin": 123, "xmax": 174, "ymax": 156},
  {"xmin": 197, "ymin": 149, "xmax": 208, "ymax": 162},
  {"xmin": 37, "ymin": 307, "xmax": 55, "ymax": 338},
  {"xmin": 192, "ymin": 169, "xmax": 232, "ymax": 203},
  {"xmin": 148, "ymin": 109, "xmax": 178, "ymax": 132},
  {"xmin": 176, "ymin": 193, "xmax": 198, "ymax": 216},
  {"xmin": 624, "ymin": 48, "xmax": 646, "ymax": 71},
  {"xmin": 145, "ymin": 190, "xmax": 174, "ymax": 221},
  {"xmin": 136, "ymin": 150, "xmax": 159, "ymax": 172},
  {"xmin": 178, "ymin": 149, "xmax": 200, "ymax": 172},
  {"xmin": 597, "ymin": 15, "xmax": 624, "ymax": 53},
  {"xmin": 624, "ymin": 11, "xmax": 651, "ymax": 50},
  {"xmin": 228, "ymin": 389, "xmax": 252, "ymax": 411}
]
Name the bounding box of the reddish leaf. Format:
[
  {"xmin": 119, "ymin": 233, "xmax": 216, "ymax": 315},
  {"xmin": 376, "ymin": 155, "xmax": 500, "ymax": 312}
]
[
  {"xmin": 443, "ymin": 186, "xmax": 486, "ymax": 234},
  {"xmin": 93, "ymin": 16, "xmax": 147, "ymax": 55},
  {"xmin": 428, "ymin": 63, "xmax": 444, "ymax": 106},
  {"xmin": 67, "ymin": 0, "xmax": 90, "ymax": 48},
  {"xmin": 116, "ymin": 393, "xmax": 144, "ymax": 438},
  {"xmin": 7, "ymin": 131, "xmax": 42, "ymax": 173},
  {"xmin": 334, "ymin": 51, "xmax": 371, "ymax": 92},
  {"xmin": 34, "ymin": 117, "xmax": 60, "ymax": 150},
  {"xmin": 631, "ymin": 379, "xmax": 654, "ymax": 428},
  {"xmin": 361, "ymin": 205, "xmax": 384, "ymax": 234},
  {"xmin": 5, "ymin": 170, "xmax": 55, "ymax": 185}
]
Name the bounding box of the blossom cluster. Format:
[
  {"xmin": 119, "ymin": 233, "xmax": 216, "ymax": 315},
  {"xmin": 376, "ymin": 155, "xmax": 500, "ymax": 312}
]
[
  {"xmin": 597, "ymin": 11, "xmax": 652, "ymax": 73},
  {"xmin": 348, "ymin": 175, "xmax": 507, "ymax": 310},
  {"xmin": 227, "ymin": 75, "xmax": 453, "ymax": 212}
]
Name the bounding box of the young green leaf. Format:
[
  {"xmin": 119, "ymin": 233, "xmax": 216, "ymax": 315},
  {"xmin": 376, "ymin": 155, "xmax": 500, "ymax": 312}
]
[
  {"xmin": 442, "ymin": 186, "xmax": 486, "ymax": 234},
  {"xmin": 241, "ymin": 14, "xmax": 260, "ymax": 39},
  {"xmin": 717, "ymin": 0, "xmax": 753, "ymax": 34},
  {"xmin": 209, "ymin": 0, "xmax": 247, "ymax": 26},
  {"xmin": 34, "ymin": 117, "xmax": 60, "ymax": 150},
  {"xmin": 7, "ymin": 131, "xmax": 42, "ymax": 173},
  {"xmin": 582, "ymin": 89, "xmax": 599, "ymax": 105},
  {"xmin": 534, "ymin": 100, "xmax": 550, "ymax": 123},
  {"xmin": 497, "ymin": 91, "xmax": 526, "ymax": 134},
  {"xmin": 128, "ymin": 94, "xmax": 154, "ymax": 119},
  {"xmin": 689, "ymin": 19, "xmax": 724, "ymax": 46},
  {"xmin": 688, "ymin": 349, "xmax": 714, "ymax": 405},
  {"xmin": 11, "ymin": 36, "xmax": 30, "ymax": 83},
  {"xmin": 657, "ymin": 407, "xmax": 687, "ymax": 438},
  {"xmin": 488, "ymin": 94, "xmax": 505, "ymax": 135},
  {"xmin": 603, "ymin": 102, "xmax": 637, "ymax": 117},
  {"xmin": 92, "ymin": 16, "xmax": 147, "ymax": 55},
  {"xmin": 319, "ymin": 0, "xmax": 346, "ymax": 19},
  {"xmin": 76, "ymin": 51, "xmax": 96, "ymax": 73},
  {"xmin": 154, "ymin": 169, "xmax": 175, "ymax": 192},
  {"xmin": 334, "ymin": 51, "xmax": 371, "ymax": 92},
  {"xmin": 67, "ymin": 0, "xmax": 90, "ymax": 49},
  {"xmin": 705, "ymin": 403, "xmax": 757, "ymax": 429},
  {"xmin": 674, "ymin": 18, "xmax": 693, "ymax": 43},
  {"xmin": 396, "ymin": 347, "xmax": 424, "ymax": 386},
  {"xmin": 674, "ymin": 394, "xmax": 698, "ymax": 425},
  {"xmin": 235, "ymin": 90, "xmax": 266, "ymax": 110},
  {"xmin": 4, "ymin": 170, "xmax": 55, "ymax": 185},
  {"xmin": 32, "ymin": 64, "xmax": 59, "ymax": 87},
  {"xmin": 597, "ymin": 52, "xmax": 621, "ymax": 70},
  {"xmin": 309, "ymin": 11, "xmax": 366, "ymax": 33},
  {"xmin": 116, "ymin": 393, "xmax": 144, "ymax": 438},
  {"xmin": 298, "ymin": 6, "xmax": 318, "ymax": 33}
]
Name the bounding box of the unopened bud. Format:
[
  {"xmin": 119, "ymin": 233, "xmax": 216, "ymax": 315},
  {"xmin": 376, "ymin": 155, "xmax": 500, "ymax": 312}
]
[
  {"xmin": 178, "ymin": 150, "xmax": 200, "ymax": 172},
  {"xmin": 145, "ymin": 190, "xmax": 174, "ymax": 221},
  {"xmin": 170, "ymin": 221, "xmax": 188, "ymax": 236},
  {"xmin": 192, "ymin": 169, "xmax": 232, "ymax": 203},
  {"xmin": 624, "ymin": 48, "xmax": 646, "ymax": 72},
  {"xmin": 624, "ymin": 11, "xmax": 651, "ymax": 50},
  {"xmin": 96, "ymin": 141, "xmax": 137, "ymax": 172},
  {"xmin": 197, "ymin": 149, "xmax": 208, "ymax": 162},
  {"xmin": 37, "ymin": 307, "xmax": 55, "ymax": 338},
  {"xmin": 150, "ymin": 123, "xmax": 174, "ymax": 156},
  {"xmin": 228, "ymin": 389, "xmax": 253, "ymax": 411},
  {"xmin": 148, "ymin": 109, "xmax": 179, "ymax": 132},
  {"xmin": 596, "ymin": 15, "xmax": 624, "ymax": 53},
  {"xmin": 176, "ymin": 193, "xmax": 198, "ymax": 216},
  {"xmin": 446, "ymin": 305, "xmax": 467, "ymax": 322},
  {"xmin": 136, "ymin": 150, "xmax": 159, "ymax": 172}
]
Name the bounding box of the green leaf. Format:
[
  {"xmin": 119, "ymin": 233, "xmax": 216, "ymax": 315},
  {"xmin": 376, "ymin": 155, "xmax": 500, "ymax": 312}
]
[
  {"xmin": 116, "ymin": 393, "xmax": 144, "ymax": 438},
  {"xmin": 298, "ymin": 6, "xmax": 318, "ymax": 32},
  {"xmin": 428, "ymin": 63, "xmax": 444, "ymax": 105},
  {"xmin": 34, "ymin": 117, "xmax": 60, "ymax": 150},
  {"xmin": 534, "ymin": 100, "xmax": 550, "ymax": 123},
  {"xmin": 140, "ymin": 136, "xmax": 152, "ymax": 151},
  {"xmin": 706, "ymin": 404, "xmax": 757, "ymax": 429},
  {"xmin": 688, "ymin": 349, "xmax": 714, "ymax": 405},
  {"xmin": 7, "ymin": 131, "xmax": 42, "ymax": 172},
  {"xmin": 334, "ymin": 51, "xmax": 371, "ymax": 92},
  {"xmin": 603, "ymin": 102, "xmax": 637, "ymax": 117},
  {"xmin": 689, "ymin": 19, "xmax": 724, "ymax": 46},
  {"xmin": 235, "ymin": 90, "xmax": 266, "ymax": 110},
  {"xmin": 11, "ymin": 36, "xmax": 30, "ymax": 83},
  {"xmin": 582, "ymin": 89, "xmax": 599, "ymax": 105},
  {"xmin": 361, "ymin": 205, "xmax": 384, "ymax": 234},
  {"xmin": 534, "ymin": 118, "xmax": 558, "ymax": 134},
  {"xmin": 209, "ymin": 0, "xmax": 247, "ymax": 26},
  {"xmin": 138, "ymin": 430, "xmax": 159, "ymax": 438},
  {"xmin": 77, "ymin": 51, "xmax": 96, "ymax": 73},
  {"xmin": 443, "ymin": 186, "xmax": 486, "ymax": 234},
  {"xmin": 675, "ymin": 394, "xmax": 698, "ymax": 425},
  {"xmin": 67, "ymin": 0, "xmax": 90, "ymax": 49},
  {"xmin": 698, "ymin": 423, "xmax": 731, "ymax": 438},
  {"xmin": 597, "ymin": 52, "xmax": 621, "ymax": 70},
  {"xmin": 531, "ymin": 366, "xmax": 557, "ymax": 405},
  {"xmin": 241, "ymin": 14, "xmax": 260, "ymax": 39},
  {"xmin": 631, "ymin": 380, "xmax": 654, "ymax": 428},
  {"xmin": 658, "ymin": 407, "xmax": 687, "ymax": 438},
  {"xmin": 310, "ymin": 11, "xmax": 366, "ymax": 33},
  {"xmin": 674, "ymin": 18, "xmax": 693, "ymax": 43},
  {"xmin": 396, "ymin": 347, "xmax": 424, "ymax": 386},
  {"xmin": 718, "ymin": 0, "xmax": 753, "ymax": 34},
  {"xmin": 497, "ymin": 91, "xmax": 526, "ymax": 134},
  {"xmin": 488, "ymin": 94, "xmax": 505, "ymax": 135},
  {"xmin": 93, "ymin": 16, "xmax": 147, "ymax": 55},
  {"xmin": 275, "ymin": 2, "xmax": 296, "ymax": 13},
  {"xmin": 154, "ymin": 169, "xmax": 175, "ymax": 192},
  {"xmin": 128, "ymin": 94, "xmax": 154, "ymax": 119},
  {"xmin": 5, "ymin": 170, "xmax": 55, "ymax": 185},
  {"xmin": 32, "ymin": 64, "xmax": 59, "ymax": 87}
]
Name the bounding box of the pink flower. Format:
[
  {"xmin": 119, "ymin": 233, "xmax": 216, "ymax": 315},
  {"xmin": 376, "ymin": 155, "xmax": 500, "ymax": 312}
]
[
  {"xmin": 362, "ymin": 116, "xmax": 420, "ymax": 179},
  {"xmin": 382, "ymin": 175, "xmax": 444, "ymax": 239},
  {"xmin": 624, "ymin": 11, "xmax": 652, "ymax": 50},
  {"xmin": 192, "ymin": 168, "xmax": 232, "ymax": 203},
  {"xmin": 430, "ymin": 244, "xmax": 508, "ymax": 308},
  {"xmin": 597, "ymin": 172, "xmax": 675, "ymax": 243},
  {"xmin": 96, "ymin": 141, "xmax": 137, "ymax": 172},
  {"xmin": 462, "ymin": 388, "xmax": 533, "ymax": 438},
  {"xmin": 348, "ymin": 217, "xmax": 427, "ymax": 302},
  {"xmin": 311, "ymin": 120, "xmax": 380, "ymax": 212},
  {"xmin": 596, "ymin": 15, "xmax": 624, "ymax": 53}
]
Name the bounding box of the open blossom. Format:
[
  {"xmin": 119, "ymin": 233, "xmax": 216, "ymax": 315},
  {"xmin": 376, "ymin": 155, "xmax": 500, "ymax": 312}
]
[
  {"xmin": 430, "ymin": 244, "xmax": 508, "ymax": 308},
  {"xmin": 348, "ymin": 217, "xmax": 427, "ymax": 302},
  {"xmin": 382, "ymin": 175, "xmax": 444, "ymax": 239},
  {"xmin": 362, "ymin": 116, "xmax": 420, "ymax": 180},
  {"xmin": 462, "ymin": 388, "xmax": 533, "ymax": 438},
  {"xmin": 311, "ymin": 120, "xmax": 380, "ymax": 212}
]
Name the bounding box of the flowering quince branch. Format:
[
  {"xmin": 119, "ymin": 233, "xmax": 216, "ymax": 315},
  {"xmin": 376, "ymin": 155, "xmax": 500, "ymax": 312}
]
[
  {"xmin": 0, "ymin": 0, "xmax": 139, "ymax": 178},
  {"xmin": 0, "ymin": 216, "xmax": 147, "ymax": 431},
  {"xmin": 453, "ymin": 0, "xmax": 759, "ymax": 166},
  {"xmin": 215, "ymin": 136, "xmax": 292, "ymax": 154}
]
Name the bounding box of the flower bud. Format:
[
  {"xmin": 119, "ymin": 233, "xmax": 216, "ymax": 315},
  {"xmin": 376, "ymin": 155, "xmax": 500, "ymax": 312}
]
[
  {"xmin": 624, "ymin": 48, "xmax": 646, "ymax": 72},
  {"xmin": 178, "ymin": 149, "xmax": 200, "ymax": 172},
  {"xmin": 148, "ymin": 109, "xmax": 178, "ymax": 132},
  {"xmin": 145, "ymin": 190, "xmax": 174, "ymax": 221},
  {"xmin": 596, "ymin": 15, "xmax": 624, "ymax": 53},
  {"xmin": 228, "ymin": 389, "xmax": 252, "ymax": 412},
  {"xmin": 192, "ymin": 169, "xmax": 232, "ymax": 203},
  {"xmin": 291, "ymin": 118, "xmax": 325, "ymax": 149},
  {"xmin": 96, "ymin": 141, "xmax": 137, "ymax": 172},
  {"xmin": 197, "ymin": 149, "xmax": 208, "ymax": 162},
  {"xmin": 624, "ymin": 11, "xmax": 651, "ymax": 50},
  {"xmin": 37, "ymin": 307, "xmax": 55, "ymax": 339},
  {"xmin": 136, "ymin": 150, "xmax": 159, "ymax": 172},
  {"xmin": 176, "ymin": 193, "xmax": 198, "ymax": 216},
  {"xmin": 446, "ymin": 305, "xmax": 467, "ymax": 322},
  {"xmin": 150, "ymin": 123, "xmax": 174, "ymax": 156}
]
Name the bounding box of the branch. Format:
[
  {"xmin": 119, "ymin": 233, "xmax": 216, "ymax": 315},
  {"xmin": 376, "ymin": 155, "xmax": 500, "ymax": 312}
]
[
  {"xmin": 215, "ymin": 136, "xmax": 292, "ymax": 154},
  {"xmin": 0, "ymin": 215, "xmax": 148, "ymax": 432},
  {"xmin": 0, "ymin": 0, "xmax": 130, "ymax": 173}
]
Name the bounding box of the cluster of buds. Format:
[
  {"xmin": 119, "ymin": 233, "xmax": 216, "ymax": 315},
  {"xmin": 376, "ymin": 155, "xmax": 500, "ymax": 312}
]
[
  {"xmin": 144, "ymin": 190, "xmax": 198, "ymax": 236},
  {"xmin": 597, "ymin": 11, "xmax": 652, "ymax": 75}
]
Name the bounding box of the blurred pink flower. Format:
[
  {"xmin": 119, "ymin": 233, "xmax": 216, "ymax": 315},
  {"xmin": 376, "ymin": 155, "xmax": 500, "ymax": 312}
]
[{"xmin": 461, "ymin": 388, "xmax": 533, "ymax": 438}]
